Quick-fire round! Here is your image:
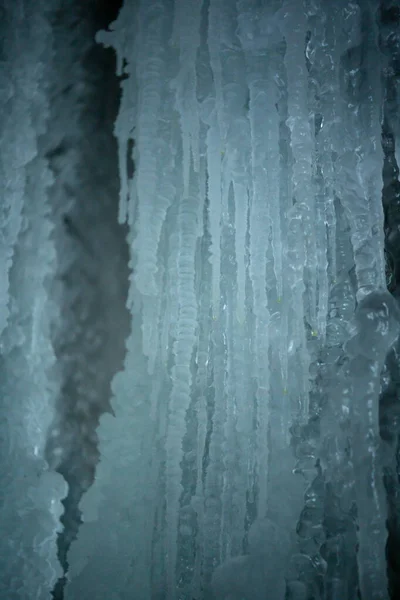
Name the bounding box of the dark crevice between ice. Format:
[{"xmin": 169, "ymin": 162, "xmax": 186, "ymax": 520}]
[{"xmin": 44, "ymin": 2, "xmax": 126, "ymax": 599}]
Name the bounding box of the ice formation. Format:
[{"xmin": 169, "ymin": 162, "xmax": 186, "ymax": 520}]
[
  {"xmin": 63, "ymin": 1, "xmax": 398, "ymax": 600},
  {"xmin": 2, "ymin": 0, "xmax": 400, "ymax": 599},
  {"xmin": 0, "ymin": 2, "xmax": 67, "ymax": 598}
]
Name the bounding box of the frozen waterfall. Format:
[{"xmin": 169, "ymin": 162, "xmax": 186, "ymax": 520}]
[
  {"xmin": 64, "ymin": 0, "xmax": 398, "ymax": 598},
  {"xmin": 2, "ymin": 0, "xmax": 400, "ymax": 599}
]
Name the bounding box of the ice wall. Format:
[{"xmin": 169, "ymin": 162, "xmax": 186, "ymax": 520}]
[
  {"xmin": 65, "ymin": 1, "xmax": 396, "ymax": 599},
  {"xmin": 0, "ymin": 2, "xmax": 67, "ymax": 598}
]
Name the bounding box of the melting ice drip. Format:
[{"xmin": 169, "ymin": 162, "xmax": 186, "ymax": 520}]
[{"xmin": 56, "ymin": 0, "xmax": 397, "ymax": 599}]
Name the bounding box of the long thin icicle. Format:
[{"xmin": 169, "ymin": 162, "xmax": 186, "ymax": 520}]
[
  {"xmin": 307, "ymin": 2, "xmax": 336, "ymax": 342},
  {"xmin": 283, "ymin": 0, "xmax": 318, "ymax": 334},
  {"xmin": 165, "ymin": 193, "xmax": 201, "ymax": 599},
  {"xmin": 282, "ymin": 0, "xmax": 314, "ymax": 418},
  {"xmin": 131, "ymin": 2, "xmax": 169, "ymax": 297},
  {"xmin": 171, "ymin": 0, "xmax": 203, "ymax": 195},
  {"xmin": 247, "ymin": 77, "xmax": 272, "ymax": 515},
  {"xmin": 331, "ymin": 0, "xmax": 385, "ymax": 301},
  {"xmin": 204, "ymin": 103, "xmax": 222, "ymax": 319}
]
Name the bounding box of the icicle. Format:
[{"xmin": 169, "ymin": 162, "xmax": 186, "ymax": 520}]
[
  {"xmin": 315, "ymin": 183, "xmax": 330, "ymax": 344},
  {"xmin": 304, "ymin": 1, "xmax": 334, "ymax": 343},
  {"xmin": 191, "ymin": 246, "xmax": 211, "ymax": 597},
  {"xmin": 203, "ymin": 104, "xmax": 222, "ymax": 319},
  {"xmin": 277, "ymin": 86, "xmax": 291, "ymax": 392},
  {"xmin": 283, "ymin": 0, "xmax": 318, "ymax": 332},
  {"xmin": 202, "ymin": 318, "xmax": 227, "ymax": 590},
  {"xmin": 66, "ymin": 1, "xmax": 394, "ymax": 598},
  {"xmin": 230, "ymin": 115, "xmax": 251, "ymax": 326},
  {"xmin": 247, "ymin": 79, "xmax": 272, "ymax": 514},
  {"xmin": 282, "ymin": 0, "xmax": 315, "ymax": 418},
  {"xmin": 361, "ymin": 1, "xmax": 386, "ymax": 289},
  {"xmin": 114, "ymin": 80, "xmax": 136, "ymax": 225},
  {"xmin": 96, "ymin": 2, "xmax": 140, "ymax": 226},
  {"xmin": 220, "ymin": 283, "xmax": 234, "ymax": 562},
  {"xmin": 165, "ymin": 190, "xmax": 201, "ymax": 599},
  {"xmin": 208, "ymin": 0, "xmax": 227, "ymax": 140},
  {"xmin": 220, "ymin": 169, "xmax": 253, "ymax": 560},
  {"xmin": 267, "ymin": 79, "xmax": 284, "ymax": 303},
  {"xmin": 141, "ymin": 135, "xmax": 178, "ymax": 373},
  {"xmin": 346, "ymin": 291, "xmax": 399, "ymax": 600},
  {"xmin": 331, "ymin": 0, "xmax": 385, "ymax": 301},
  {"xmin": 124, "ymin": 1, "xmax": 178, "ymax": 372},
  {"xmin": 229, "ymin": 323, "xmax": 253, "ymax": 553},
  {"xmin": 233, "ymin": 181, "xmax": 248, "ymax": 325},
  {"xmin": 131, "ymin": 1, "xmax": 169, "ymax": 298},
  {"xmin": 171, "ymin": 0, "xmax": 203, "ymax": 196}
]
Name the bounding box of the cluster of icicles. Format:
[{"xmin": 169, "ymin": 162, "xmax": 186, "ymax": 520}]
[{"xmin": 64, "ymin": 1, "xmax": 398, "ymax": 599}]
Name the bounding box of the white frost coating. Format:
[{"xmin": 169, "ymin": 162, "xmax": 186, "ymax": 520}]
[
  {"xmin": 0, "ymin": 5, "xmax": 38, "ymax": 337},
  {"xmin": 0, "ymin": 3, "xmax": 66, "ymax": 598}
]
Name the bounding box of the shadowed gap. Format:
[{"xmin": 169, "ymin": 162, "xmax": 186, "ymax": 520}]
[{"xmin": 44, "ymin": 1, "xmax": 127, "ymax": 598}]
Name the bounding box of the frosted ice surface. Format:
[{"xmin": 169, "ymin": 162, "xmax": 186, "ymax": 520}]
[
  {"xmin": 0, "ymin": 3, "xmax": 67, "ymax": 599},
  {"xmin": 65, "ymin": 1, "xmax": 395, "ymax": 599}
]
